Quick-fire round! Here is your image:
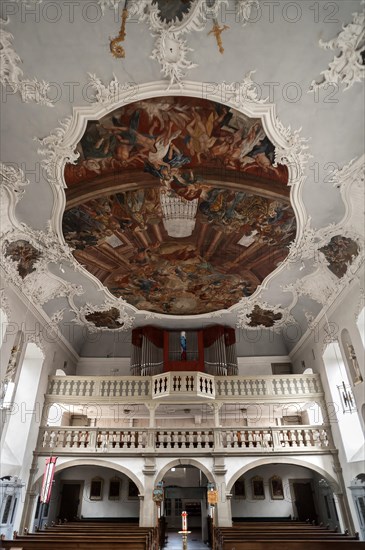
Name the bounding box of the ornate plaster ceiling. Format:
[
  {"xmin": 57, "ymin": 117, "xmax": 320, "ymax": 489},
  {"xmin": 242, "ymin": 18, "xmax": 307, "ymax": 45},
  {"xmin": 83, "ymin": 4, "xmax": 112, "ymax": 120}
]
[
  {"xmin": 62, "ymin": 96, "xmax": 294, "ymax": 315},
  {"xmin": 0, "ymin": 0, "xmax": 364, "ymax": 356}
]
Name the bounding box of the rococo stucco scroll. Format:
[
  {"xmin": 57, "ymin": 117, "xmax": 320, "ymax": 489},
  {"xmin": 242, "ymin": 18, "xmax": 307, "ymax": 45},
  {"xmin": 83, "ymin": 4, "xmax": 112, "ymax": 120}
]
[
  {"xmin": 0, "ymin": 16, "xmax": 53, "ymax": 106},
  {"xmin": 310, "ymin": 2, "xmax": 365, "ymax": 92},
  {"xmin": 107, "ymin": 0, "xmax": 260, "ymax": 88}
]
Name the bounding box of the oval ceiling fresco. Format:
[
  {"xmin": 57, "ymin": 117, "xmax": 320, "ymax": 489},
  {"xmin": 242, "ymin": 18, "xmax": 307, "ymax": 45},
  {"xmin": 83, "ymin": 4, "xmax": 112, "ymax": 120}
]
[{"xmin": 63, "ymin": 96, "xmax": 295, "ymax": 316}]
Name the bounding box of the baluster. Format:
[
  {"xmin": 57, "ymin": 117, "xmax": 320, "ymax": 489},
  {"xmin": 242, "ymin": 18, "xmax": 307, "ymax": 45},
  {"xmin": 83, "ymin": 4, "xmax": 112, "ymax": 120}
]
[
  {"xmin": 263, "ymin": 430, "xmax": 272, "ymax": 448},
  {"xmin": 303, "ymin": 429, "xmax": 311, "ymax": 447},
  {"xmin": 79, "ymin": 431, "xmax": 86, "ymax": 448},
  {"xmin": 288, "ymin": 429, "xmax": 296, "ymax": 446},
  {"xmin": 254, "ymin": 431, "xmax": 262, "ymax": 447},
  {"xmin": 88, "ymin": 430, "xmax": 96, "ymax": 449},
  {"xmin": 232, "ymin": 431, "xmax": 238, "ymax": 448},
  {"xmin": 187, "ymin": 431, "xmax": 194, "ymax": 447},
  {"xmin": 247, "ymin": 431, "xmax": 254, "ymax": 448},
  {"xmin": 130, "ymin": 432, "xmax": 136, "ymax": 448},
  {"xmin": 180, "ymin": 432, "xmax": 186, "ymax": 449},
  {"xmin": 85, "ymin": 380, "xmax": 91, "ymax": 396},
  {"xmin": 62, "ymin": 380, "xmax": 69, "ymax": 395},
  {"xmin": 320, "ymin": 429, "xmax": 329, "ymax": 447},
  {"xmin": 226, "ymin": 430, "xmax": 232, "ymax": 448},
  {"xmin": 283, "ymin": 431, "xmax": 290, "ymax": 447},
  {"xmin": 196, "ymin": 432, "xmax": 202, "ymax": 448},
  {"xmin": 56, "ymin": 430, "xmax": 65, "ymax": 448},
  {"xmin": 42, "ymin": 431, "xmax": 49, "ymax": 448},
  {"xmin": 297, "ymin": 429, "xmax": 304, "ymax": 447},
  {"xmin": 47, "ymin": 431, "xmax": 55, "ymax": 448},
  {"xmin": 65, "ymin": 431, "xmax": 72, "ymax": 447},
  {"xmin": 73, "ymin": 431, "xmax": 80, "ymax": 448}
]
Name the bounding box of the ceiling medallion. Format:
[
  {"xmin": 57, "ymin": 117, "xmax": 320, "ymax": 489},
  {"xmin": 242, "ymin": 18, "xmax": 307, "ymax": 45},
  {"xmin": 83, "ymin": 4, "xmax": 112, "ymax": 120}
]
[
  {"xmin": 61, "ymin": 95, "xmax": 296, "ymax": 316},
  {"xmin": 38, "ymin": 77, "xmax": 309, "ymax": 323},
  {"xmin": 71, "ymin": 300, "xmax": 135, "ymax": 332},
  {"xmin": 236, "ymin": 301, "xmax": 295, "ymax": 332},
  {"xmin": 108, "ymin": 0, "xmax": 259, "ymax": 87}
]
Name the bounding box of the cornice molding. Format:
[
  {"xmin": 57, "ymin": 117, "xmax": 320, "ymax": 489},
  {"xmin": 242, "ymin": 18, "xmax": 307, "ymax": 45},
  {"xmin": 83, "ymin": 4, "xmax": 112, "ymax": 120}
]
[
  {"xmin": 289, "ymin": 265, "xmax": 364, "ymax": 360},
  {"xmin": 0, "ymin": 266, "xmax": 80, "ymax": 363}
]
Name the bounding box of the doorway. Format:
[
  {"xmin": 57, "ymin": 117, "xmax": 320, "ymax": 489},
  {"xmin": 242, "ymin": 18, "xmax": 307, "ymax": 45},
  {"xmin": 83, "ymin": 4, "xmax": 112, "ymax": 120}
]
[
  {"xmin": 58, "ymin": 482, "xmax": 82, "ymax": 521},
  {"xmin": 162, "ymin": 466, "xmax": 209, "ymax": 543},
  {"xmin": 292, "ymin": 481, "xmax": 317, "ymax": 522}
]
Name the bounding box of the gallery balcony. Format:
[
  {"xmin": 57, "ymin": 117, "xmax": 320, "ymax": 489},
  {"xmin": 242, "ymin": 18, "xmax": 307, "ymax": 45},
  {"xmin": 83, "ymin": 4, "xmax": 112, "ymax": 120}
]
[
  {"xmin": 36, "ymin": 425, "xmax": 334, "ymax": 456},
  {"xmin": 45, "ymin": 372, "xmax": 324, "ymax": 403}
]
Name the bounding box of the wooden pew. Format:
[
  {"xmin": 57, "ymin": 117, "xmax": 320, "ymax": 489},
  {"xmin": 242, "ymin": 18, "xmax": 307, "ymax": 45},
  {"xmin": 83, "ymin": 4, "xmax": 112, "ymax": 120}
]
[
  {"xmin": 214, "ymin": 522, "xmax": 365, "ymax": 550},
  {"xmin": 0, "ymin": 521, "xmax": 158, "ymax": 550}
]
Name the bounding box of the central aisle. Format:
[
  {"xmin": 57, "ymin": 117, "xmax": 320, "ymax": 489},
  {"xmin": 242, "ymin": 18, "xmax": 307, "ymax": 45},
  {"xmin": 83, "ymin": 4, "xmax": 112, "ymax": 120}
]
[{"xmin": 164, "ymin": 529, "xmax": 209, "ymax": 549}]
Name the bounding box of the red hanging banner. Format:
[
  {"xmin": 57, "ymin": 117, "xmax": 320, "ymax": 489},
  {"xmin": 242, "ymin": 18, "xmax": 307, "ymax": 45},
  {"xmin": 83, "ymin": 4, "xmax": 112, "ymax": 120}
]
[{"xmin": 40, "ymin": 457, "xmax": 57, "ymax": 503}]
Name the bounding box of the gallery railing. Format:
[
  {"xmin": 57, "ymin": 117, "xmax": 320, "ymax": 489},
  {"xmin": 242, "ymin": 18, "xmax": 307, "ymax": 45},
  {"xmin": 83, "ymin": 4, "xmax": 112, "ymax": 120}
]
[
  {"xmin": 37, "ymin": 425, "xmax": 334, "ymax": 454},
  {"xmin": 46, "ymin": 373, "xmax": 323, "ymax": 401}
]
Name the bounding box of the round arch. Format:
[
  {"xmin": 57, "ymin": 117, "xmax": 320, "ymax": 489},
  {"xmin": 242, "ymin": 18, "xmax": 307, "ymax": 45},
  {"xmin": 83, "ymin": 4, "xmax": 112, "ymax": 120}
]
[
  {"xmin": 155, "ymin": 458, "xmax": 216, "ymax": 485},
  {"xmin": 226, "ymin": 457, "xmax": 340, "ymax": 494},
  {"xmin": 32, "ymin": 458, "xmax": 144, "ymax": 496}
]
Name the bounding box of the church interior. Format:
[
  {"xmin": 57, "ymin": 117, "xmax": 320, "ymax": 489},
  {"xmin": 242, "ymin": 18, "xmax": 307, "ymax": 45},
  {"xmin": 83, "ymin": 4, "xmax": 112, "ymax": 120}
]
[{"xmin": 0, "ymin": 0, "xmax": 364, "ymax": 548}]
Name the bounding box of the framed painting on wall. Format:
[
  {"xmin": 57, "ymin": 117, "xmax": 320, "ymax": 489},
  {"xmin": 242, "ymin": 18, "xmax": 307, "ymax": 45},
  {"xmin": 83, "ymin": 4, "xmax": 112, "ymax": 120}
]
[
  {"xmin": 108, "ymin": 477, "xmax": 121, "ymax": 500},
  {"xmin": 234, "ymin": 478, "xmax": 246, "ymax": 499},
  {"xmin": 251, "ymin": 476, "xmax": 265, "ymax": 500},
  {"xmin": 89, "ymin": 477, "xmax": 103, "ymax": 500},
  {"xmin": 270, "ymin": 475, "xmax": 284, "ymax": 500}
]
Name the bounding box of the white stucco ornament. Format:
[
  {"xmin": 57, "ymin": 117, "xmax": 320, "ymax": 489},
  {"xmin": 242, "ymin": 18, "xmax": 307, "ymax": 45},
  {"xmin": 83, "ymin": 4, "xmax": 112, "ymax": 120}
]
[
  {"xmin": 0, "ymin": 16, "xmax": 54, "ymax": 106},
  {"xmin": 310, "ymin": 2, "xmax": 365, "ymax": 92}
]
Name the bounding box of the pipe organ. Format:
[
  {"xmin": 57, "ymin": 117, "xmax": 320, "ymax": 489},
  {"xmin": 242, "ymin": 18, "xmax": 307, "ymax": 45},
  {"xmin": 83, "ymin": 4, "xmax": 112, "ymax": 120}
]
[{"xmin": 131, "ymin": 325, "xmax": 237, "ymax": 376}]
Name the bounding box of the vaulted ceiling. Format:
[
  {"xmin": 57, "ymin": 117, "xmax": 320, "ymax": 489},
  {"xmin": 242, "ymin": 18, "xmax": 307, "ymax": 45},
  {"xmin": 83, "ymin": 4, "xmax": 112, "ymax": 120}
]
[{"xmin": 0, "ymin": 0, "xmax": 364, "ymax": 357}]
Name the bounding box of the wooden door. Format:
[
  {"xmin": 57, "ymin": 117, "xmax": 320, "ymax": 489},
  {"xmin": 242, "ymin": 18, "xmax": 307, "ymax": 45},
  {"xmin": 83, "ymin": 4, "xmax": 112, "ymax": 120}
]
[
  {"xmin": 293, "ymin": 482, "xmax": 317, "ymax": 522},
  {"xmin": 58, "ymin": 483, "xmax": 81, "ymax": 521}
]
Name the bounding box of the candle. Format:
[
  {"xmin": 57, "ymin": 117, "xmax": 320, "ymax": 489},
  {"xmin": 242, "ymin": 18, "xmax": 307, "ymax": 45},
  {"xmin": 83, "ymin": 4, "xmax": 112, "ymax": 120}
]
[{"xmin": 181, "ymin": 511, "xmax": 188, "ymax": 531}]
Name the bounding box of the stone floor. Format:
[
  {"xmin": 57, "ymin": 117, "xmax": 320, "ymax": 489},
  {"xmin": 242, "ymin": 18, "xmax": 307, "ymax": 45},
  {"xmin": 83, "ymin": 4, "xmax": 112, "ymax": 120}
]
[{"xmin": 164, "ymin": 529, "xmax": 210, "ymax": 549}]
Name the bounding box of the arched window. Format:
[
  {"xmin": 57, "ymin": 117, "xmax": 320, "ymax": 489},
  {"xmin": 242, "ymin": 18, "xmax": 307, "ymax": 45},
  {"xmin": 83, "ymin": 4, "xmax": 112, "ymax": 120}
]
[
  {"xmin": 3, "ymin": 342, "xmax": 44, "ymax": 469},
  {"xmin": 0, "ymin": 308, "xmax": 9, "ymax": 349},
  {"xmin": 322, "ymin": 342, "xmax": 363, "ymax": 461},
  {"xmin": 341, "ymin": 328, "xmax": 363, "ymax": 385},
  {"xmin": 356, "ymin": 307, "xmax": 365, "ymax": 347}
]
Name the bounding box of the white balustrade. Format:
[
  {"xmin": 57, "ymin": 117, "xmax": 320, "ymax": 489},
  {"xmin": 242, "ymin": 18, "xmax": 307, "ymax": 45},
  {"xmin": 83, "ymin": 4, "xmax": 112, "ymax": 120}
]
[
  {"xmin": 46, "ymin": 374, "xmax": 322, "ymax": 401},
  {"xmin": 152, "ymin": 372, "xmax": 215, "ymax": 399},
  {"xmin": 38, "ymin": 425, "xmax": 332, "ymax": 454}
]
